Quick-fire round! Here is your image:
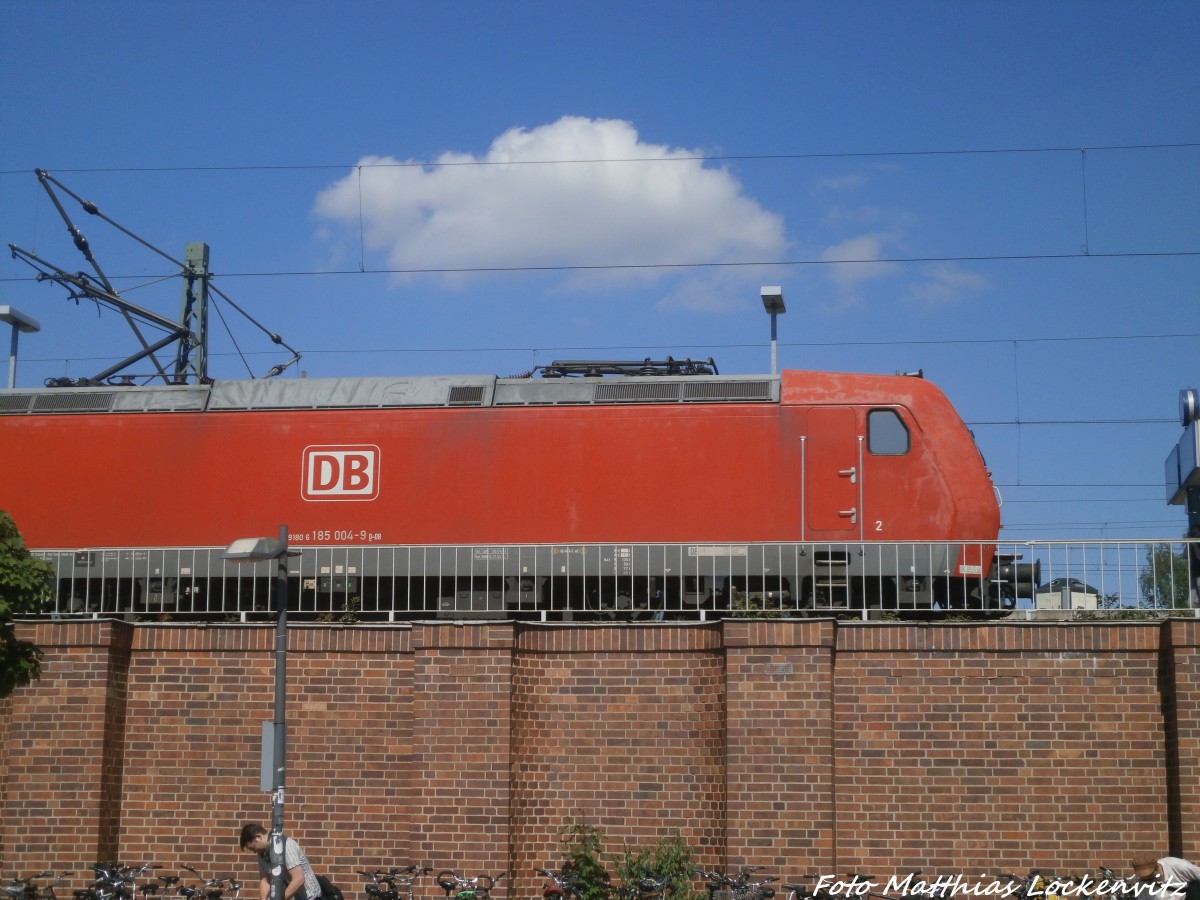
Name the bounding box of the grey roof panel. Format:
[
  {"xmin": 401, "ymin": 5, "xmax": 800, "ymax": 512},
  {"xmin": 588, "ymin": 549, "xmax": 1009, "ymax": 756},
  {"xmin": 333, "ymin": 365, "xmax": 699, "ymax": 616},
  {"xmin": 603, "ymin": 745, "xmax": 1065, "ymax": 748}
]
[
  {"xmin": 1, "ymin": 372, "xmax": 776, "ymax": 414},
  {"xmin": 207, "ymin": 376, "xmax": 497, "ymax": 410}
]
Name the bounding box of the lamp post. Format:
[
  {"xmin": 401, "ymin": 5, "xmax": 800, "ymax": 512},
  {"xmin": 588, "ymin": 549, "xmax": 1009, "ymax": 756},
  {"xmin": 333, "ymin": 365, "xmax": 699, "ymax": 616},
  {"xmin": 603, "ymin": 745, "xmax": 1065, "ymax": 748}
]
[
  {"xmin": 224, "ymin": 525, "xmax": 296, "ymax": 900},
  {"xmin": 0, "ymin": 305, "xmax": 41, "ymax": 389},
  {"xmin": 760, "ymin": 286, "xmax": 786, "ymax": 376}
]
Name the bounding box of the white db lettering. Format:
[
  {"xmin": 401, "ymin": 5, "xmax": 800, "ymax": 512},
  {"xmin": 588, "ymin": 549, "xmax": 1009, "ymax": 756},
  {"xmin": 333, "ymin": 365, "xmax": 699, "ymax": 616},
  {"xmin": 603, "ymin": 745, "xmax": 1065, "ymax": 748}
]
[{"xmin": 302, "ymin": 445, "xmax": 379, "ymax": 501}]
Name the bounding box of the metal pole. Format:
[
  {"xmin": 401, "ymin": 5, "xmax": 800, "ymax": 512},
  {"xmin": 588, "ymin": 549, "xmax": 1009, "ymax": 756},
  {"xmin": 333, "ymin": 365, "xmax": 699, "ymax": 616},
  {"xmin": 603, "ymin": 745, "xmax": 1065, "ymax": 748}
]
[
  {"xmin": 769, "ymin": 311, "xmax": 779, "ymax": 376},
  {"xmin": 1188, "ymin": 489, "xmax": 1200, "ymax": 607},
  {"xmin": 269, "ymin": 524, "xmax": 289, "ymax": 900},
  {"xmin": 6, "ymin": 323, "xmax": 18, "ymax": 389}
]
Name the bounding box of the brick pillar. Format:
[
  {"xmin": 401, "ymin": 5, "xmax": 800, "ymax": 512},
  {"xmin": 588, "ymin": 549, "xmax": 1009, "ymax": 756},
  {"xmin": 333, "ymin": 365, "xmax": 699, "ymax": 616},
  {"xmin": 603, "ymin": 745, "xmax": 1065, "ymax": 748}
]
[
  {"xmin": 0, "ymin": 691, "xmax": 9, "ymax": 876},
  {"xmin": 409, "ymin": 623, "xmax": 515, "ymax": 881},
  {"xmin": 1, "ymin": 620, "xmax": 131, "ymax": 869},
  {"xmin": 1165, "ymin": 619, "xmax": 1200, "ymax": 852},
  {"xmin": 723, "ymin": 619, "xmax": 836, "ymax": 871},
  {"xmin": 509, "ymin": 623, "xmax": 726, "ymax": 898}
]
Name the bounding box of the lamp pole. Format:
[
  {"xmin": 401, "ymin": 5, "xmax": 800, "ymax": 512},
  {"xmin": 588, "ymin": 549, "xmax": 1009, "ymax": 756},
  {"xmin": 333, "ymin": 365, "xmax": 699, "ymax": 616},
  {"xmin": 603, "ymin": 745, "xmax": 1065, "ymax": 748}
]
[
  {"xmin": 760, "ymin": 286, "xmax": 786, "ymax": 376},
  {"xmin": 224, "ymin": 526, "xmax": 292, "ymax": 900},
  {"xmin": 269, "ymin": 523, "xmax": 289, "ymax": 900}
]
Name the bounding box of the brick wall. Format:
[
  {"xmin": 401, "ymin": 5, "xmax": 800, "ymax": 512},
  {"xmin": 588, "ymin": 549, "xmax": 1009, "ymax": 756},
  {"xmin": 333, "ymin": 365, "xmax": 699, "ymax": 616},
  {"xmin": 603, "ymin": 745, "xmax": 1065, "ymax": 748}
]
[
  {"xmin": 1, "ymin": 619, "xmax": 1193, "ymax": 900},
  {"xmin": 831, "ymin": 624, "xmax": 1165, "ymax": 876},
  {"xmin": 510, "ymin": 624, "xmax": 727, "ymax": 883}
]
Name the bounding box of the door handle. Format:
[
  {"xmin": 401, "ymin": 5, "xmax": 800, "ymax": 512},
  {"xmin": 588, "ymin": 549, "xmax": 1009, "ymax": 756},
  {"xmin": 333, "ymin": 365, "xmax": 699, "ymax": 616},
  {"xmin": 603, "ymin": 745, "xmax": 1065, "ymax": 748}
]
[
  {"xmin": 839, "ymin": 508, "xmax": 857, "ymax": 524},
  {"xmin": 838, "ymin": 467, "xmax": 857, "ymax": 483}
]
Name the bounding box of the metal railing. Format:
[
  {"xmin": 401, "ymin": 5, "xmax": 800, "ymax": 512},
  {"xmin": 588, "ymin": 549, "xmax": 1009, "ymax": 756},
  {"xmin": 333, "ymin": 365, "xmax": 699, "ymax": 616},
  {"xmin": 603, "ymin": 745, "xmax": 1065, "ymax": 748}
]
[{"xmin": 27, "ymin": 539, "xmax": 1200, "ymax": 622}]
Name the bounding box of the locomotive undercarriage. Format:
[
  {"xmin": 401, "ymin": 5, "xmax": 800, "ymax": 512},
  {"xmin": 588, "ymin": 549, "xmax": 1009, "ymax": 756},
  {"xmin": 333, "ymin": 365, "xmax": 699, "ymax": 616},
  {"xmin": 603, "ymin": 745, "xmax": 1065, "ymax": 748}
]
[{"xmin": 34, "ymin": 542, "xmax": 1038, "ymax": 622}]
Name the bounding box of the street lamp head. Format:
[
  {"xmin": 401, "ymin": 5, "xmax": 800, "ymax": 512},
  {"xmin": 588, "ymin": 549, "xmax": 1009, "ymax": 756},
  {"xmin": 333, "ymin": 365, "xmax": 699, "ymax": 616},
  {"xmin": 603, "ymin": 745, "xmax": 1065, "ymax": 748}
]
[
  {"xmin": 0, "ymin": 305, "xmax": 41, "ymax": 333},
  {"xmin": 223, "ymin": 536, "xmax": 288, "ymax": 562},
  {"xmin": 760, "ymin": 286, "xmax": 786, "ymax": 315}
]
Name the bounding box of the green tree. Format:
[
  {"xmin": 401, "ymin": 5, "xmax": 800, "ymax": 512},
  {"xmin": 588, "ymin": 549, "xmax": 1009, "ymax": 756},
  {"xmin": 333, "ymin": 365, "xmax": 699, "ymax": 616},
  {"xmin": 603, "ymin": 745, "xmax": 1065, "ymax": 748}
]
[
  {"xmin": 1138, "ymin": 542, "xmax": 1193, "ymax": 609},
  {"xmin": 0, "ymin": 510, "xmax": 52, "ymax": 696}
]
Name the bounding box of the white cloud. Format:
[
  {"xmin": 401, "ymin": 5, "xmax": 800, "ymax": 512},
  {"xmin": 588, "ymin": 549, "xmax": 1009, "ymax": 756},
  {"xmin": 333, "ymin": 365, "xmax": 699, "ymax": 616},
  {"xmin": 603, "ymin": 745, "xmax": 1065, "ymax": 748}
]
[
  {"xmin": 814, "ymin": 172, "xmax": 867, "ymax": 192},
  {"xmin": 656, "ymin": 267, "xmax": 786, "ymax": 313},
  {"xmin": 815, "ymin": 235, "xmax": 987, "ymax": 311},
  {"xmin": 822, "ymin": 205, "xmax": 885, "ymax": 228},
  {"xmin": 820, "ymin": 233, "xmax": 899, "ymax": 292},
  {"xmin": 312, "ymin": 116, "xmax": 787, "ymax": 288},
  {"xmin": 910, "ymin": 263, "xmax": 990, "ymax": 306}
]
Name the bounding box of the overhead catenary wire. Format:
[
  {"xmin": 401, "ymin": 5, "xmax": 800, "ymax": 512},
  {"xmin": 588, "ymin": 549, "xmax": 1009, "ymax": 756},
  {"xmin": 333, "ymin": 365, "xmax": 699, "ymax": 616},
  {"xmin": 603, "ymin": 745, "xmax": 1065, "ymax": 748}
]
[
  {"xmin": 2, "ymin": 141, "xmax": 1196, "ymax": 282},
  {"xmin": 1, "ymin": 140, "xmax": 1197, "ymax": 176},
  {"xmin": 22, "ymin": 330, "xmax": 1198, "ymax": 367},
  {"xmin": 5, "ymin": 249, "xmax": 1195, "ymax": 284}
]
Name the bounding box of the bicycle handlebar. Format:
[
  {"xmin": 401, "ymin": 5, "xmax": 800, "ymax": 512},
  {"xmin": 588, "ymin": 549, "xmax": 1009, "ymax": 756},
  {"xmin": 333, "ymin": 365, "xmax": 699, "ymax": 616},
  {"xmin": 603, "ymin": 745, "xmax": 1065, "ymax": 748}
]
[{"xmin": 359, "ymin": 870, "xmax": 431, "ymax": 882}]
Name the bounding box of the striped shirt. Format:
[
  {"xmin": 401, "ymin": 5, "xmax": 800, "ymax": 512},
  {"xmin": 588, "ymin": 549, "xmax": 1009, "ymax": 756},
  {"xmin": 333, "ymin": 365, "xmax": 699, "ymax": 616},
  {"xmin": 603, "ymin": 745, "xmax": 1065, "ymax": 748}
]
[{"xmin": 258, "ymin": 836, "xmax": 321, "ymax": 900}]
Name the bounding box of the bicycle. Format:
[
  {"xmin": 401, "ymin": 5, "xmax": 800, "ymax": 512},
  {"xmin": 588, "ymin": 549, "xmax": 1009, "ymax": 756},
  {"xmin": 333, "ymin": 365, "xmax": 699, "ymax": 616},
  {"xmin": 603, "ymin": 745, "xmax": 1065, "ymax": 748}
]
[
  {"xmin": 995, "ymin": 871, "xmax": 1072, "ymax": 900},
  {"xmin": 435, "ymin": 871, "xmax": 507, "ymax": 900},
  {"xmin": 76, "ymin": 865, "xmax": 163, "ymax": 900},
  {"xmin": 179, "ymin": 868, "xmax": 241, "ymax": 900},
  {"xmin": 536, "ymin": 869, "xmax": 585, "ymax": 900},
  {"xmin": 607, "ymin": 874, "xmax": 674, "ymax": 900},
  {"xmin": 695, "ymin": 868, "xmax": 777, "ymax": 900},
  {"xmin": 358, "ymin": 867, "xmax": 431, "ymax": 900},
  {"xmin": 4, "ymin": 872, "xmax": 69, "ymax": 900},
  {"xmin": 780, "ymin": 882, "xmax": 827, "ymax": 900},
  {"xmin": 780, "ymin": 876, "xmax": 879, "ymax": 900},
  {"xmin": 146, "ymin": 875, "xmax": 183, "ymax": 900}
]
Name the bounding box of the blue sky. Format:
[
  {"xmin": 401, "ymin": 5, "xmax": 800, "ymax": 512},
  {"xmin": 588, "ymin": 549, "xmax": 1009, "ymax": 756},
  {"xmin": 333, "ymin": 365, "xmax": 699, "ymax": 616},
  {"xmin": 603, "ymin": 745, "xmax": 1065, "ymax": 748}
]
[{"xmin": 1, "ymin": 0, "xmax": 1197, "ymax": 542}]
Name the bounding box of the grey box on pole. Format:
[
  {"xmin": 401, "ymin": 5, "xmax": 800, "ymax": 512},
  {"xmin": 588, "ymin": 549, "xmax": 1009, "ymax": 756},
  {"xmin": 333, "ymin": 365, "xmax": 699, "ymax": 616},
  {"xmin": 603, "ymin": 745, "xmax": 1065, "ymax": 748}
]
[{"xmin": 261, "ymin": 721, "xmax": 275, "ymax": 792}]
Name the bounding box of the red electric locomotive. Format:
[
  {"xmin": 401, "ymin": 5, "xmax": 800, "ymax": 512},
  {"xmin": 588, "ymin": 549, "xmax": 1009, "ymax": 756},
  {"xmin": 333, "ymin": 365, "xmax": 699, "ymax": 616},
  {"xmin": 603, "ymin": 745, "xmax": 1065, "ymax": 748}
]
[{"xmin": 0, "ymin": 358, "xmax": 1035, "ymax": 619}]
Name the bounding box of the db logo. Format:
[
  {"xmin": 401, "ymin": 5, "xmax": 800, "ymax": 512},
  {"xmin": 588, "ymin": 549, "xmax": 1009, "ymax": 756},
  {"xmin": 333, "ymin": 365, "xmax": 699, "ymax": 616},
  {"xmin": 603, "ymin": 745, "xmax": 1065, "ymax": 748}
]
[{"xmin": 302, "ymin": 445, "xmax": 380, "ymax": 501}]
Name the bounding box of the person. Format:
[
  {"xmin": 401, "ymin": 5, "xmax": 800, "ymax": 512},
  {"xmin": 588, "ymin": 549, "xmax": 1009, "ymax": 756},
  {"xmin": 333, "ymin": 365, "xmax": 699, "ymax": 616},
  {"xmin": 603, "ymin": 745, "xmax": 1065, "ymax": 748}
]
[
  {"xmin": 1130, "ymin": 854, "xmax": 1200, "ymax": 900},
  {"xmin": 240, "ymin": 823, "xmax": 322, "ymax": 900}
]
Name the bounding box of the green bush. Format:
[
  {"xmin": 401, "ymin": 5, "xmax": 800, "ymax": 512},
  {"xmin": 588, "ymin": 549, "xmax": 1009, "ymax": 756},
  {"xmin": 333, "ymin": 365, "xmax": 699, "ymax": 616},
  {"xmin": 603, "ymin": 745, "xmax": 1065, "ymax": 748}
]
[
  {"xmin": 613, "ymin": 832, "xmax": 703, "ymax": 900},
  {"xmin": 558, "ymin": 822, "xmax": 612, "ymax": 900},
  {"xmin": 556, "ymin": 823, "xmax": 704, "ymax": 900}
]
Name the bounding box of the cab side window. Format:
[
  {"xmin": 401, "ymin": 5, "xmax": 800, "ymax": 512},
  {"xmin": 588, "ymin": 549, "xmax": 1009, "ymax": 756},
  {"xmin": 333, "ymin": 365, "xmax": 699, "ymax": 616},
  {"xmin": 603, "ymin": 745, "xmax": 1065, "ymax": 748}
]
[{"xmin": 868, "ymin": 408, "xmax": 910, "ymax": 455}]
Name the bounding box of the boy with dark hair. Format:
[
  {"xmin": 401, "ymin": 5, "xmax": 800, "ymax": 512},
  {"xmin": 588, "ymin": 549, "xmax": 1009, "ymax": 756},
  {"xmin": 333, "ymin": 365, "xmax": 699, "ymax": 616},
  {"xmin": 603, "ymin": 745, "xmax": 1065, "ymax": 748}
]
[{"xmin": 239, "ymin": 824, "xmax": 321, "ymax": 900}]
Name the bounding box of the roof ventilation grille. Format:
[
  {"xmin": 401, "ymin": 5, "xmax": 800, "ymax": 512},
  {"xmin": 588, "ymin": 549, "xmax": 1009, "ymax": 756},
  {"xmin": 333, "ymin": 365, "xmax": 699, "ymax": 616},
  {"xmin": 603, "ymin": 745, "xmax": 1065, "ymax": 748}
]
[
  {"xmin": 594, "ymin": 382, "xmax": 681, "ymax": 403},
  {"xmin": 0, "ymin": 394, "xmax": 34, "ymax": 414},
  {"xmin": 682, "ymin": 380, "xmax": 773, "ymax": 401},
  {"xmin": 32, "ymin": 392, "xmax": 118, "ymax": 413},
  {"xmin": 447, "ymin": 385, "xmax": 487, "ymax": 406}
]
